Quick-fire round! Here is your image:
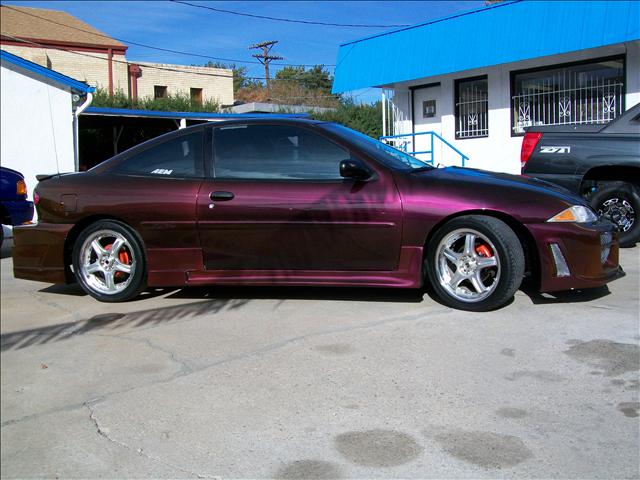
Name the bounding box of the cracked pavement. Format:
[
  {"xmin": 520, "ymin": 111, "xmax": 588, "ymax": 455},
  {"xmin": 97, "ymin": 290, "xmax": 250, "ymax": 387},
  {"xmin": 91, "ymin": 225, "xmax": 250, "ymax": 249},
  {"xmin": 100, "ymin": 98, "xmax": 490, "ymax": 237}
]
[{"xmin": 1, "ymin": 246, "xmax": 639, "ymax": 479}]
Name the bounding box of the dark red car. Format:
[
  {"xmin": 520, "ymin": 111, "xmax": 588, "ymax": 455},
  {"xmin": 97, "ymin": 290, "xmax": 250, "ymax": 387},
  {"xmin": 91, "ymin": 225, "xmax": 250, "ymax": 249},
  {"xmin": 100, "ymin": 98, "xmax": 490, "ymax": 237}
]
[{"xmin": 13, "ymin": 120, "xmax": 622, "ymax": 311}]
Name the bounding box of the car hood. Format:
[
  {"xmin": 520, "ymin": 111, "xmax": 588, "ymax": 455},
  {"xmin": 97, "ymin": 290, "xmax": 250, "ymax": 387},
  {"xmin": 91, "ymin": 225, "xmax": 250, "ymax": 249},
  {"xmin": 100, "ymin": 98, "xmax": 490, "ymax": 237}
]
[
  {"xmin": 397, "ymin": 166, "xmax": 589, "ymax": 224},
  {"xmin": 415, "ymin": 166, "xmax": 585, "ymax": 204}
]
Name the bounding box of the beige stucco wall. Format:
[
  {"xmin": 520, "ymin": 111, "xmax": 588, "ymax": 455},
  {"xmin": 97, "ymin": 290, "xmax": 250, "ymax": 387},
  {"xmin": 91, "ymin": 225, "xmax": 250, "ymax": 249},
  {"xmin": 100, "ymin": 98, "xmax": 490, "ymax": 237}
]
[
  {"xmin": 1, "ymin": 45, "xmax": 128, "ymax": 92},
  {"xmin": 134, "ymin": 61, "xmax": 234, "ymax": 106},
  {"xmin": 1, "ymin": 46, "xmax": 234, "ymax": 105}
]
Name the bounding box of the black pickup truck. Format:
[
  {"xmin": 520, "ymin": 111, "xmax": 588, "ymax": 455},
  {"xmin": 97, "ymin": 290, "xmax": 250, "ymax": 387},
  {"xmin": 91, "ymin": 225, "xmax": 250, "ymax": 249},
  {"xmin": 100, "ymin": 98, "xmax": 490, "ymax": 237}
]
[{"xmin": 521, "ymin": 103, "xmax": 640, "ymax": 247}]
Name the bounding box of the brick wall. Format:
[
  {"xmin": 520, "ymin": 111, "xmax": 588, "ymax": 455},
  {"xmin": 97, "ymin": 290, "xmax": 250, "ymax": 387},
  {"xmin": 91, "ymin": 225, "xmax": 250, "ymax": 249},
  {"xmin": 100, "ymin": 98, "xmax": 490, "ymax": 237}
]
[
  {"xmin": 1, "ymin": 45, "xmax": 128, "ymax": 91},
  {"xmin": 1, "ymin": 46, "xmax": 234, "ymax": 105},
  {"xmin": 134, "ymin": 61, "xmax": 233, "ymax": 106}
]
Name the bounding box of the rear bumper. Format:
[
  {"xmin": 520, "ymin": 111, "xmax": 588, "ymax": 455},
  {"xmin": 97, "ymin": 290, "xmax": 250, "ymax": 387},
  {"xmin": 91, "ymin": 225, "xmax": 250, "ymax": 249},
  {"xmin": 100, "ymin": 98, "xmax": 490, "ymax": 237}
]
[
  {"xmin": 12, "ymin": 222, "xmax": 73, "ymax": 284},
  {"xmin": 2, "ymin": 200, "xmax": 34, "ymax": 225},
  {"xmin": 527, "ymin": 220, "xmax": 622, "ymax": 293}
]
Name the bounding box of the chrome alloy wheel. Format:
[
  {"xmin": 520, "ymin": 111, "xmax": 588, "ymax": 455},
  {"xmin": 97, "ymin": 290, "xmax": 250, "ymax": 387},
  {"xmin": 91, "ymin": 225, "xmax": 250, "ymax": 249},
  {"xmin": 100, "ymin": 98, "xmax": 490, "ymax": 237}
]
[
  {"xmin": 79, "ymin": 229, "xmax": 135, "ymax": 295},
  {"xmin": 435, "ymin": 228, "xmax": 501, "ymax": 303},
  {"xmin": 598, "ymin": 197, "xmax": 635, "ymax": 233}
]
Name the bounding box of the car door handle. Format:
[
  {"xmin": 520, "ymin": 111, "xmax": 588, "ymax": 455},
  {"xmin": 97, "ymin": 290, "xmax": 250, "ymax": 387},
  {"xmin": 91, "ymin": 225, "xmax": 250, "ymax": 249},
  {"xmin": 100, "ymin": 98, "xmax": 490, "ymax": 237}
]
[{"xmin": 210, "ymin": 191, "xmax": 235, "ymax": 201}]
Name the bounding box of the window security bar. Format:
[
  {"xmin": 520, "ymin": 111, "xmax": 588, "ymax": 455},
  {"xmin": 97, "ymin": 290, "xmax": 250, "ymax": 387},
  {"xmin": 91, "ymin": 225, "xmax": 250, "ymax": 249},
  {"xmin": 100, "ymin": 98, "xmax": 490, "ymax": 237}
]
[{"xmin": 512, "ymin": 78, "xmax": 624, "ymax": 134}]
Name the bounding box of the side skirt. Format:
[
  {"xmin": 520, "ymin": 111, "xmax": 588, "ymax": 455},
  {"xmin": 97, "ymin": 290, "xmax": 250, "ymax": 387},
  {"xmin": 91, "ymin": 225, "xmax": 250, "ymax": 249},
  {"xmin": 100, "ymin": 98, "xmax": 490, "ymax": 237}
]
[{"xmin": 181, "ymin": 246, "xmax": 424, "ymax": 289}]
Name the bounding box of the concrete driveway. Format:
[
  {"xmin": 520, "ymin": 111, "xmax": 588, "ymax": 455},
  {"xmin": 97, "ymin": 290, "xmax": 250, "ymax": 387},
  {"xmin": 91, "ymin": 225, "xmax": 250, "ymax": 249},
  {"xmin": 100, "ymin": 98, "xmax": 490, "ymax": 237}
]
[{"xmin": 1, "ymin": 244, "xmax": 638, "ymax": 479}]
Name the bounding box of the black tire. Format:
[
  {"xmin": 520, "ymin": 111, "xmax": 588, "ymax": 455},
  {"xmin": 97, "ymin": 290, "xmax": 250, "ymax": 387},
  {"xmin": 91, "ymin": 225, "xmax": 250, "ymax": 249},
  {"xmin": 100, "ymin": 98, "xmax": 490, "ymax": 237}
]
[
  {"xmin": 588, "ymin": 183, "xmax": 640, "ymax": 248},
  {"xmin": 72, "ymin": 220, "xmax": 146, "ymax": 302},
  {"xmin": 425, "ymin": 215, "xmax": 525, "ymax": 312}
]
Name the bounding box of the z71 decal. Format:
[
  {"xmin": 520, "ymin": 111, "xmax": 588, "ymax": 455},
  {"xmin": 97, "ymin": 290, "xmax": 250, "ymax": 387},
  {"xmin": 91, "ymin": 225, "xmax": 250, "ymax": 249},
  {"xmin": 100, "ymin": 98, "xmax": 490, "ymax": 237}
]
[{"xmin": 540, "ymin": 146, "xmax": 571, "ymax": 154}]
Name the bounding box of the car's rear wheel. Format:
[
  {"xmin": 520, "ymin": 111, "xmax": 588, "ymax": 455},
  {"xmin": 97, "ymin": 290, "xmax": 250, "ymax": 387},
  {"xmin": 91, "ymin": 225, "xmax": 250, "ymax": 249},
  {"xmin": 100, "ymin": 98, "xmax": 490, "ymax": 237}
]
[
  {"xmin": 72, "ymin": 220, "xmax": 146, "ymax": 302},
  {"xmin": 588, "ymin": 183, "xmax": 640, "ymax": 247},
  {"xmin": 426, "ymin": 216, "xmax": 524, "ymax": 311}
]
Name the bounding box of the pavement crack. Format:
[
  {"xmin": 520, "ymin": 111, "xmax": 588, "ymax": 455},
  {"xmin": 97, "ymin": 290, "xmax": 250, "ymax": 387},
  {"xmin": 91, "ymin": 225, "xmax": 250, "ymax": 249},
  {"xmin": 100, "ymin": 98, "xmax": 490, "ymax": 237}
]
[
  {"xmin": 2, "ymin": 308, "xmax": 450, "ymax": 428},
  {"xmin": 25, "ymin": 289, "xmax": 83, "ymax": 319},
  {"xmin": 84, "ymin": 402, "xmax": 216, "ymax": 479},
  {"xmin": 93, "ymin": 333, "xmax": 194, "ymax": 377}
]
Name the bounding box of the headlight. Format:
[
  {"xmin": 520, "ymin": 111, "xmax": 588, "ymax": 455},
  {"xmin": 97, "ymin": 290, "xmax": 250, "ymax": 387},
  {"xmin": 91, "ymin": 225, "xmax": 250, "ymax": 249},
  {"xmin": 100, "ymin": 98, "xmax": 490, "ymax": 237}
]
[{"xmin": 547, "ymin": 205, "xmax": 598, "ymax": 223}]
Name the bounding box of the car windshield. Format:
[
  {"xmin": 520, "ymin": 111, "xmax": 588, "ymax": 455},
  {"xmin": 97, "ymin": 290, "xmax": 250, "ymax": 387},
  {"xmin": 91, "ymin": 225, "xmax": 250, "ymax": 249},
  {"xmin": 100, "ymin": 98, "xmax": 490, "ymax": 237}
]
[{"xmin": 320, "ymin": 123, "xmax": 433, "ymax": 172}]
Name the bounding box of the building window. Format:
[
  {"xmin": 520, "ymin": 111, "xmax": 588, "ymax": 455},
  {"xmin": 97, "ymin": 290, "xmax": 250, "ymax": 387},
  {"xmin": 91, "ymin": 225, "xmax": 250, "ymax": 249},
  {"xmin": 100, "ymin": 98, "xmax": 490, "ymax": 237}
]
[
  {"xmin": 190, "ymin": 88, "xmax": 203, "ymax": 105},
  {"xmin": 511, "ymin": 56, "xmax": 625, "ymax": 135},
  {"xmin": 154, "ymin": 85, "xmax": 168, "ymax": 99},
  {"xmin": 455, "ymin": 76, "xmax": 488, "ymax": 139}
]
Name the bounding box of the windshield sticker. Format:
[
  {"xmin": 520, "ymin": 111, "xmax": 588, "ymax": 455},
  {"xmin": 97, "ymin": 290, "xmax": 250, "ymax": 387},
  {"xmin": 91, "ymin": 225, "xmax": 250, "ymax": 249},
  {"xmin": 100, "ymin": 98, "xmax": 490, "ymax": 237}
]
[{"xmin": 151, "ymin": 168, "xmax": 173, "ymax": 175}]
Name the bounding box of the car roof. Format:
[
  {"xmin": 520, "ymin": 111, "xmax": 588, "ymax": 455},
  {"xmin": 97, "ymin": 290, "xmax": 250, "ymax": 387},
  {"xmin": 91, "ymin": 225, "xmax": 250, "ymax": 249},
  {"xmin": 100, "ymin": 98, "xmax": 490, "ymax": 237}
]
[{"xmin": 203, "ymin": 117, "xmax": 327, "ymax": 127}]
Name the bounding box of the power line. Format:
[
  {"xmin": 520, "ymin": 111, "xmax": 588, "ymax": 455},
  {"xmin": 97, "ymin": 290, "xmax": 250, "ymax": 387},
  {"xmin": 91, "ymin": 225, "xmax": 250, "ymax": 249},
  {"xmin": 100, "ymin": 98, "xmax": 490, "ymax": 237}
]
[
  {"xmin": 171, "ymin": 0, "xmax": 411, "ymax": 28},
  {"xmin": 4, "ymin": 33, "xmax": 378, "ymax": 107},
  {"xmin": 1, "ymin": 33, "xmax": 331, "ymax": 84},
  {"xmin": 0, "ymin": 4, "xmax": 335, "ymax": 67},
  {"xmin": 249, "ymin": 40, "xmax": 283, "ymax": 97}
]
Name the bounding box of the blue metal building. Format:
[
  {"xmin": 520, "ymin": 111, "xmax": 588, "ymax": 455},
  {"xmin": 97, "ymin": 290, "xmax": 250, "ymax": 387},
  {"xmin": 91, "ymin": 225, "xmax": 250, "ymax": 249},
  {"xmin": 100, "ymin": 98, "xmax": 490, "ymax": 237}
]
[{"xmin": 332, "ymin": 0, "xmax": 640, "ymax": 173}]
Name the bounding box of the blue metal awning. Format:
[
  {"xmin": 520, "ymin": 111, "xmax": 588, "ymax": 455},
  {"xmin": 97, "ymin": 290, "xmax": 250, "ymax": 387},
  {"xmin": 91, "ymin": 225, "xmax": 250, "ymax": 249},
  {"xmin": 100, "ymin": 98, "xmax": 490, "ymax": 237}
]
[
  {"xmin": 82, "ymin": 106, "xmax": 310, "ymax": 120},
  {"xmin": 1, "ymin": 49, "xmax": 94, "ymax": 94},
  {"xmin": 332, "ymin": 0, "xmax": 640, "ymax": 93}
]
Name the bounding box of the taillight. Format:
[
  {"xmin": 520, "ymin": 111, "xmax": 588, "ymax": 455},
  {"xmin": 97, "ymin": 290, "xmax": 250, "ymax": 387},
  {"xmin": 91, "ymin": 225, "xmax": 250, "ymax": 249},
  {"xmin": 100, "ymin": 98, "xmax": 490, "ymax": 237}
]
[
  {"xmin": 34, "ymin": 191, "xmax": 40, "ymax": 205},
  {"xmin": 520, "ymin": 132, "xmax": 542, "ymax": 173},
  {"xmin": 17, "ymin": 179, "xmax": 27, "ymax": 196}
]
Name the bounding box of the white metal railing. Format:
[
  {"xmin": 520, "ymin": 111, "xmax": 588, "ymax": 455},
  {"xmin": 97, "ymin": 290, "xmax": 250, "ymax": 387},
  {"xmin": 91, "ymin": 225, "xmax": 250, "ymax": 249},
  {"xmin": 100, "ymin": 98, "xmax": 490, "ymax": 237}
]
[
  {"xmin": 381, "ymin": 88, "xmax": 409, "ymax": 137},
  {"xmin": 380, "ymin": 131, "xmax": 468, "ymax": 167},
  {"xmin": 512, "ymin": 78, "xmax": 624, "ymax": 134}
]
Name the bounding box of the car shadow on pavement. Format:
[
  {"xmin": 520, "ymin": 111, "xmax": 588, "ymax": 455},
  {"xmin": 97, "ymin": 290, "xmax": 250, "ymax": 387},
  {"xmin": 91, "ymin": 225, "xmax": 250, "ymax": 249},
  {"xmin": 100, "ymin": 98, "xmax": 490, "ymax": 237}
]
[
  {"xmin": 164, "ymin": 285, "xmax": 425, "ymax": 303},
  {"xmin": 520, "ymin": 284, "xmax": 611, "ymax": 304},
  {"xmin": 38, "ymin": 283, "xmax": 173, "ymax": 301},
  {"xmin": 1, "ymin": 286, "xmax": 425, "ymax": 352},
  {"xmin": 1, "ymin": 238, "xmax": 13, "ymax": 259}
]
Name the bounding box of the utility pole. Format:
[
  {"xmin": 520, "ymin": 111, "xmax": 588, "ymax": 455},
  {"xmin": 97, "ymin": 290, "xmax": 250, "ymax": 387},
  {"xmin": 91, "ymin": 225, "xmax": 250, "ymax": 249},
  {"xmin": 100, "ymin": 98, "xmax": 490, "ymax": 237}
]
[{"xmin": 249, "ymin": 40, "xmax": 283, "ymax": 98}]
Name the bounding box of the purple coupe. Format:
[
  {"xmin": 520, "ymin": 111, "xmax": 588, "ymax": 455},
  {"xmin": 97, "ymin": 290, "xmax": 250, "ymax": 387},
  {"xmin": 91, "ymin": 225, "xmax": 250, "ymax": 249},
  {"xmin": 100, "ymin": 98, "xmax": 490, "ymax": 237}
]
[{"xmin": 13, "ymin": 120, "xmax": 622, "ymax": 311}]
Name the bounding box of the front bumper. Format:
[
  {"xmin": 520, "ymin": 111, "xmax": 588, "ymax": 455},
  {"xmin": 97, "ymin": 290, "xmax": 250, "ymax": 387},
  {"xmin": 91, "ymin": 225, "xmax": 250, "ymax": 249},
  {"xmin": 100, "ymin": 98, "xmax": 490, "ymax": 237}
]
[
  {"xmin": 527, "ymin": 220, "xmax": 623, "ymax": 293},
  {"xmin": 13, "ymin": 222, "xmax": 73, "ymax": 284}
]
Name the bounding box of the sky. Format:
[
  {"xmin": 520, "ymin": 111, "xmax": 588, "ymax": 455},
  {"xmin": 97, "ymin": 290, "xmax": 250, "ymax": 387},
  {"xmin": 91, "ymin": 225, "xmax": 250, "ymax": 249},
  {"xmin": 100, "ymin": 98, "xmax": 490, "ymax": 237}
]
[{"xmin": 3, "ymin": 0, "xmax": 484, "ymax": 103}]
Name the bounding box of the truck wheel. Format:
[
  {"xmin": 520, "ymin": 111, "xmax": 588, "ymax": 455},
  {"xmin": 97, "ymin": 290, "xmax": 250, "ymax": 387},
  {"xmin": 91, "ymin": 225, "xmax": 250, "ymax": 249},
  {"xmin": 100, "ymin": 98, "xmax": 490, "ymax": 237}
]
[
  {"xmin": 425, "ymin": 215, "xmax": 525, "ymax": 312},
  {"xmin": 72, "ymin": 220, "xmax": 147, "ymax": 302},
  {"xmin": 589, "ymin": 183, "xmax": 640, "ymax": 247}
]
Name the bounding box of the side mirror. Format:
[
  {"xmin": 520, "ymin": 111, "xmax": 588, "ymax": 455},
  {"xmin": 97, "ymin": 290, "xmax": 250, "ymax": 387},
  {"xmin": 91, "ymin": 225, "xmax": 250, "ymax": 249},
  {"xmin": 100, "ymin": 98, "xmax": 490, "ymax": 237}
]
[{"xmin": 339, "ymin": 159, "xmax": 372, "ymax": 181}]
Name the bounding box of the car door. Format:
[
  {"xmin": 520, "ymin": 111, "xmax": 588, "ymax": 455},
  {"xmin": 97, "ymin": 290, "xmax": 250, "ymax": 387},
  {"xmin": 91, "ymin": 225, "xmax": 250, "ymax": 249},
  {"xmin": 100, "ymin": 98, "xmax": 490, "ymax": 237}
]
[
  {"xmin": 196, "ymin": 123, "xmax": 403, "ymax": 271},
  {"xmin": 103, "ymin": 128, "xmax": 205, "ymax": 277}
]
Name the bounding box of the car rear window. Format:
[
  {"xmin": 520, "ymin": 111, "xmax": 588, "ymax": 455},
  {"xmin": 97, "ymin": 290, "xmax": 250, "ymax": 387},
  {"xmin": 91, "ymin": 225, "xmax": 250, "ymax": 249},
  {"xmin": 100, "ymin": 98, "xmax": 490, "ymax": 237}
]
[{"xmin": 115, "ymin": 131, "xmax": 204, "ymax": 178}]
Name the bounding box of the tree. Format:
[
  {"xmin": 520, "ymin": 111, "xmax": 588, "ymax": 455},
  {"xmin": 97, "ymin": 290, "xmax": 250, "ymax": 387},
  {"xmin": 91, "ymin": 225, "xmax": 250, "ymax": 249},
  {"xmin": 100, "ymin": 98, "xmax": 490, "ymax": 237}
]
[
  {"xmin": 274, "ymin": 65, "xmax": 332, "ymax": 93},
  {"xmin": 312, "ymin": 99, "xmax": 382, "ymax": 139}
]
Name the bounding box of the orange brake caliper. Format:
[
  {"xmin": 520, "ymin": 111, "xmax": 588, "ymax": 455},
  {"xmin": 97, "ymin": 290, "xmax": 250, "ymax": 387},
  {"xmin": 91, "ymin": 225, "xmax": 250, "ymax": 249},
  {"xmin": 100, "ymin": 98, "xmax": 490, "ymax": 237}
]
[
  {"xmin": 104, "ymin": 244, "xmax": 130, "ymax": 278},
  {"xmin": 475, "ymin": 244, "xmax": 492, "ymax": 257}
]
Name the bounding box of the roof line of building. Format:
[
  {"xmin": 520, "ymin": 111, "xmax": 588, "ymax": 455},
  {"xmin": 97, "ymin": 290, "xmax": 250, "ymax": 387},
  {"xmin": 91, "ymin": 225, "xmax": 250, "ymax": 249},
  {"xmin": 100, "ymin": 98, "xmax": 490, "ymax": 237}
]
[
  {"xmin": 338, "ymin": 0, "xmax": 519, "ymax": 47},
  {"xmin": 0, "ymin": 49, "xmax": 94, "ymax": 94},
  {"xmin": 82, "ymin": 106, "xmax": 311, "ymax": 119}
]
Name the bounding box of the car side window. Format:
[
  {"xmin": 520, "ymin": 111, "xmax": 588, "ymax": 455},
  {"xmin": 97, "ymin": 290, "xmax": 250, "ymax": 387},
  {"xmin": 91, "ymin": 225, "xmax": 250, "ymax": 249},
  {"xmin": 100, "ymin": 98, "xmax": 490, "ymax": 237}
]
[
  {"xmin": 213, "ymin": 124, "xmax": 348, "ymax": 180},
  {"xmin": 115, "ymin": 131, "xmax": 203, "ymax": 178}
]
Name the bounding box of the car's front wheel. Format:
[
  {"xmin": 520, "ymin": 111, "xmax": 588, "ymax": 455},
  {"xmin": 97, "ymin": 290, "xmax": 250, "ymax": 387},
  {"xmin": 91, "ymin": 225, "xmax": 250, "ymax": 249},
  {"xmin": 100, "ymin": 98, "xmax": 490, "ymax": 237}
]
[
  {"xmin": 426, "ymin": 215, "xmax": 525, "ymax": 311},
  {"xmin": 72, "ymin": 220, "xmax": 146, "ymax": 302}
]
